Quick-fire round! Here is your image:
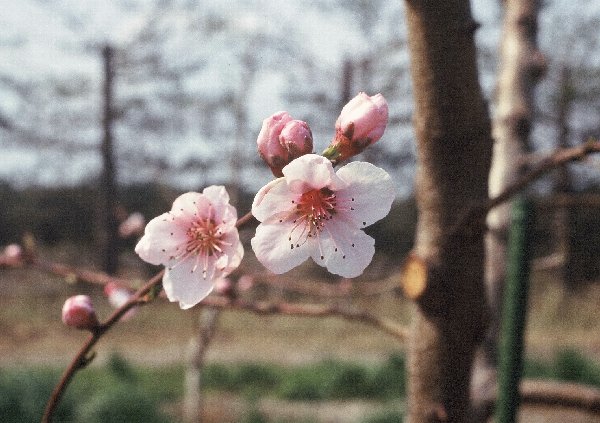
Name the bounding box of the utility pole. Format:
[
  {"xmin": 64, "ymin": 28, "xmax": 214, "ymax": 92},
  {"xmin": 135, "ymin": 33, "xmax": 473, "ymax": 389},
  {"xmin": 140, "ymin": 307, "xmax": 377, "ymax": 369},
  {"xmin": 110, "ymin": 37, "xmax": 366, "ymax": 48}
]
[{"xmin": 101, "ymin": 44, "xmax": 119, "ymax": 275}]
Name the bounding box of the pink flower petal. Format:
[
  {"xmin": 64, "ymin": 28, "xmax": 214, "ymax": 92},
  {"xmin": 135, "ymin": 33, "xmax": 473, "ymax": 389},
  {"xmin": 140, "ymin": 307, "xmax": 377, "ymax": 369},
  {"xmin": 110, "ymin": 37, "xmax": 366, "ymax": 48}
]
[
  {"xmin": 251, "ymin": 221, "xmax": 313, "ymax": 274},
  {"xmin": 335, "ymin": 161, "xmax": 395, "ymax": 228},
  {"xmin": 135, "ymin": 213, "xmax": 188, "ymax": 265},
  {"xmin": 171, "ymin": 192, "xmax": 204, "ymax": 219},
  {"xmin": 252, "ymin": 178, "xmax": 297, "ymax": 223},
  {"xmin": 315, "ymin": 218, "xmax": 375, "ymax": 278},
  {"xmin": 282, "ymin": 154, "xmax": 344, "ymax": 193},
  {"xmin": 163, "ymin": 258, "xmax": 215, "ymax": 310}
]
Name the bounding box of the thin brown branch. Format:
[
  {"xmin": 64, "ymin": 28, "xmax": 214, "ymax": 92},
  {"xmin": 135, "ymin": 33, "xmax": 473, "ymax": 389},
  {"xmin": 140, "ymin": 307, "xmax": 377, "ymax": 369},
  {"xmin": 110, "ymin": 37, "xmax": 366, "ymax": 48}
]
[
  {"xmin": 451, "ymin": 140, "xmax": 600, "ymax": 239},
  {"xmin": 199, "ymin": 296, "xmax": 409, "ymax": 341},
  {"xmin": 41, "ymin": 269, "xmax": 164, "ymax": 423},
  {"xmin": 40, "ymin": 210, "xmax": 259, "ymax": 422},
  {"xmin": 521, "ymin": 379, "xmax": 600, "ymax": 413},
  {"xmin": 30, "ymin": 257, "xmax": 131, "ymax": 288},
  {"xmin": 235, "ymin": 210, "xmax": 256, "ymax": 228},
  {"xmin": 475, "ymin": 379, "xmax": 600, "ymax": 419}
]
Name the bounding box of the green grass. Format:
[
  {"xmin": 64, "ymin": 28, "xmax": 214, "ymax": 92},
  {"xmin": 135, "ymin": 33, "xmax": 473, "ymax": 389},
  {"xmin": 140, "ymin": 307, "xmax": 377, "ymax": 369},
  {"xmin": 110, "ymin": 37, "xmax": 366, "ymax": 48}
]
[
  {"xmin": 524, "ymin": 348, "xmax": 600, "ymax": 387},
  {"xmin": 1, "ymin": 350, "xmax": 599, "ymax": 423},
  {"xmin": 198, "ymin": 353, "xmax": 407, "ymax": 401}
]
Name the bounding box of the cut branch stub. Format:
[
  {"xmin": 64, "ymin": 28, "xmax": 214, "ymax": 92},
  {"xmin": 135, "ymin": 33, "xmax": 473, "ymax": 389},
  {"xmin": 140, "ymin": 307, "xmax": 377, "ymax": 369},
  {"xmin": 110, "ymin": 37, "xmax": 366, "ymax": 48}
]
[
  {"xmin": 400, "ymin": 253, "xmax": 449, "ymax": 316},
  {"xmin": 401, "ymin": 253, "xmax": 428, "ymax": 300}
]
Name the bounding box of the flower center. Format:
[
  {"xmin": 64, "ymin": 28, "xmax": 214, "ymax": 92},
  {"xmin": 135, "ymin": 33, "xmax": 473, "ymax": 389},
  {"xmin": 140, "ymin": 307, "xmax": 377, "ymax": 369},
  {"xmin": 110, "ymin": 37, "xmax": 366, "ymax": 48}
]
[
  {"xmin": 186, "ymin": 218, "xmax": 224, "ymax": 257},
  {"xmin": 297, "ymin": 187, "xmax": 336, "ymax": 227},
  {"xmin": 287, "ymin": 188, "xmax": 337, "ymax": 250}
]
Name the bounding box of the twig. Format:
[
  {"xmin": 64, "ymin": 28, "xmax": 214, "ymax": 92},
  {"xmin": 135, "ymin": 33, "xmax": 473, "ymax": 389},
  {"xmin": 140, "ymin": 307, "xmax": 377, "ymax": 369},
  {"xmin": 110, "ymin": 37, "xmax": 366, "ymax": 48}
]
[
  {"xmin": 474, "ymin": 379, "xmax": 600, "ymax": 419},
  {"xmin": 235, "ymin": 210, "xmax": 255, "ymax": 228},
  {"xmin": 451, "ymin": 140, "xmax": 600, "ymax": 239},
  {"xmin": 520, "ymin": 379, "xmax": 600, "ymax": 413},
  {"xmin": 42, "ymin": 211, "xmax": 259, "ymax": 422},
  {"xmin": 254, "ymin": 272, "xmax": 399, "ymax": 298},
  {"xmin": 41, "ymin": 269, "xmax": 164, "ymax": 423},
  {"xmin": 31, "ymin": 257, "xmax": 132, "ymax": 288},
  {"xmin": 199, "ymin": 296, "xmax": 409, "ymax": 341}
]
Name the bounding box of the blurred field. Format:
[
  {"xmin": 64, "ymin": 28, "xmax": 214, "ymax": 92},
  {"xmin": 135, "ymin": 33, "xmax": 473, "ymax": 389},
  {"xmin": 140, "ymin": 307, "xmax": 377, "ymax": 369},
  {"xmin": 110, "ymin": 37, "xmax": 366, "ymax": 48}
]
[{"xmin": 1, "ymin": 245, "xmax": 600, "ymax": 422}]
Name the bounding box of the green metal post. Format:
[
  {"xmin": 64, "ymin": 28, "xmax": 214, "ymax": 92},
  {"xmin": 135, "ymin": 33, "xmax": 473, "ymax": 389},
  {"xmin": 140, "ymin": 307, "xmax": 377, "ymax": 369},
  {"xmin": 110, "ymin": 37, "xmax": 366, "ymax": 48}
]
[{"xmin": 496, "ymin": 198, "xmax": 534, "ymax": 423}]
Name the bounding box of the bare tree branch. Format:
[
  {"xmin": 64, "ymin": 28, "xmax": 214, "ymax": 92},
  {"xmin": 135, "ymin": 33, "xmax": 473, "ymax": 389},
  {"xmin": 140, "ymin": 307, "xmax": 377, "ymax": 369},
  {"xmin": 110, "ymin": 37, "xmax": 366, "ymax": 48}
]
[
  {"xmin": 41, "ymin": 269, "xmax": 164, "ymax": 423},
  {"xmin": 198, "ymin": 296, "xmax": 409, "ymax": 341},
  {"xmin": 451, "ymin": 140, "xmax": 600, "ymax": 240},
  {"xmin": 475, "ymin": 379, "xmax": 600, "ymax": 420}
]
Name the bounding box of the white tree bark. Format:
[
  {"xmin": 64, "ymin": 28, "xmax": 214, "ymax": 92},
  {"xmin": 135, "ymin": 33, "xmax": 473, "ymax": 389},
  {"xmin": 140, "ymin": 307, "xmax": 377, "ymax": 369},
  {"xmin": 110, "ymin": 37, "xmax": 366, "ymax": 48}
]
[
  {"xmin": 183, "ymin": 308, "xmax": 220, "ymax": 423},
  {"xmin": 472, "ymin": 0, "xmax": 545, "ymax": 419}
]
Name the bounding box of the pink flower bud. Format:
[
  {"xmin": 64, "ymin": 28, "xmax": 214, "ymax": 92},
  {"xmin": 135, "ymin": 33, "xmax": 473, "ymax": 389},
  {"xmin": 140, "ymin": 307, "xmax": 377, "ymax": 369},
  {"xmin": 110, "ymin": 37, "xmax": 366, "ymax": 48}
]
[
  {"xmin": 214, "ymin": 277, "xmax": 233, "ymax": 296},
  {"xmin": 118, "ymin": 212, "xmax": 145, "ymax": 239},
  {"xmin": 324, "ymin": 92, "xmax": 388, "ymax": 163},
  {"xmin": 257, "ymin": 112, "xmax": 313, "ymax": 177},
  {"xmin": 4, "ymin": 244, "xmax": 22, "ymax": 259},
  {"xmin": 104, "ymin": 282, "xmax": 137, "ymax": 320},
  {"xmin": 280, "ymin": 119, "xmax": 313, "ymax": 158},
  {"xmin": 237, "ymin": 275, "xmax": 255, "ymax": 292},
  {"xmin": 61, "ymin": 295, "xmax": 99, "ymax": 330}
]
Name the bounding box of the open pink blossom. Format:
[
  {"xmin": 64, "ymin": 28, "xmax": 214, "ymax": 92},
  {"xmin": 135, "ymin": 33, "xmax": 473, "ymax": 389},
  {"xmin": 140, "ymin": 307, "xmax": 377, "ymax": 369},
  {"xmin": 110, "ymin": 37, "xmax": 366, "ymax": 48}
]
[
  {"xmin": 323, "ymin": 92, "xmax": 388, "ymax": 163},
  {"xmin": 135, "ymin": 186, "xmax": 243, "ymax": 309},
  {"xmin": 251, "ymin": 154, "xmax": 395, "ymax": 278}
]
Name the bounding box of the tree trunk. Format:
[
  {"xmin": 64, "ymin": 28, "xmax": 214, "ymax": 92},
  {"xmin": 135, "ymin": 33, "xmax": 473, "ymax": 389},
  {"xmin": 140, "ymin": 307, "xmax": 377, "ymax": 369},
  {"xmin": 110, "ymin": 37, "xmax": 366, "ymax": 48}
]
[
  {"xmin": 183, "ymin": 308, "xmax": 220, "ymax": 423},
  {"xmin": 402, "ymin": 0, "xmax": 493, "ymax": 421},
  {"xmin": 473, "ymin": 0, "xmax": 544, "ymax": 418}
]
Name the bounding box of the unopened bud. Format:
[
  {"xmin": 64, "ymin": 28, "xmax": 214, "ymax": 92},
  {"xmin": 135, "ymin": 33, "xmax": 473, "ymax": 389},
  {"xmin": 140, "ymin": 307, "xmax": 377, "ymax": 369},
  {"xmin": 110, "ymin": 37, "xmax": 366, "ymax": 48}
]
[
  {"xmin": 257, "ymin": 112, "xmax": 313, "ymax": 177},
  {"xmin": 4, "ymin": 244, "xmax": 22, "ymax": 259},
  {"xmin": 237, "ymin": 275, "xmax": 255, "ymax": 292},
  {"xmin": 323, "ymin": 92, "xmax": 388, "ymax": 163},
  {"xmin": 280, "ymin": 120, "xmax": 313, "ymax": 159},
  {"xmin": 214, "ymin": 277, "xmax": 234, "ymax": 297},
  {"xmin": 118, "ymin": 212, "xmax": 145, "ymax": 238},
  {"xmin": 104, "ymin": 282, "xmax": 136, "ymax": 320},
  {"xmin": 61, "ymin": 295, "xmax": 99, "ymax": 330}
]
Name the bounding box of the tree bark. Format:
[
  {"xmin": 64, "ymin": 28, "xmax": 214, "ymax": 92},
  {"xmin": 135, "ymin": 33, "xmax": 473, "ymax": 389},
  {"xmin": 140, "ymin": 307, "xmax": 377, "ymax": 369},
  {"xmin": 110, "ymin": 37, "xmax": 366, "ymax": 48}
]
[
  {"xmin": 473, "ymin": 0, "xmax": 544, "ymax": 418},
  {"xmin": 183, "ymin": 308, "xmax": 220, "ymax": 423},
  {"xmin": 403, "ymin": 1, "xmax": 493, "ymax": 421}
]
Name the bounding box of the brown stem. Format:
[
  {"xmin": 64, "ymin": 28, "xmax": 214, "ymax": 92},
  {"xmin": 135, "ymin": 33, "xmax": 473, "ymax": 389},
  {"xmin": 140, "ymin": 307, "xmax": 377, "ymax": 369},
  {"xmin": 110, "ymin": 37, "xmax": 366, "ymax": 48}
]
[
  {"xmin": 403, "ymin": 141, "xmax": 600, "ymax": 304},
  {"xmin": 235, "ymin": 210, "xmax": 255, "ymax": 228},
  {"xmin": 199, "ymin": 296, "xmax": 409, "ymax": 341},
  {"xmin": 42, "ymin": 269, "xmax": 164, "ymax": 423},
  {"xmin": 476, "ymin": 379, "xmax": 600, "ymax": 420},
  {"xmin": 41, "ymin": 210, "xmax": 258, "ymax": 422},
  {"xmin": 451, "ymin": 140, "xmax": 600, "ymax": 241}
]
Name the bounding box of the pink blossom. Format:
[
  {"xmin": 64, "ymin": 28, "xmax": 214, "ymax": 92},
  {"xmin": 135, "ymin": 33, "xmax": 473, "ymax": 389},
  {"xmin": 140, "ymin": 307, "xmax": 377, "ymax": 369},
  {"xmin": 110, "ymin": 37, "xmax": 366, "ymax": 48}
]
[
  {"xmin": 104, "ymin": 282, "xmax": 137, "ymax": 320},
  {"xmin": 118, "ymin": 212, "xmax": 146, "ymax": 238},
  {"xmin": 257, "ymin": 111, "xmax": 313, "ymax": 177},
  {"xmin": 214, "ymin": 277, "xmax": 233, "ymax": 296},
  {"xmin": 135, "ymin": 186, "xmax": 244, "ymax": 309},
  {"xmin": 251, "ymin": 154, "xmax": 395, "ymax": 278},
  {"xmin": 324, "ymin": 92, "xmax": 388, "ymax": 163},
  {"xmin": 3, "ymin": 244, "xmax": 22, "ymax": 259},
  {"xmin": 237, "ymin": 274, "xmax": 255, "ymax": 292},
  {"xmin": 61, "ymin": 295, "xmax": 99, "ymax": 330}
]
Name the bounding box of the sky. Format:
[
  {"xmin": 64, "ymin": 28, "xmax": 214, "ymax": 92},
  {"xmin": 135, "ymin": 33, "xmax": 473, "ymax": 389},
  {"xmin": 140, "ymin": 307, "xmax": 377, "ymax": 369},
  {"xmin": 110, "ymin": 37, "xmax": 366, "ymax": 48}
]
[{"xmin": 0, "ymin": 0, "xmax": 598, "ymax": 194}]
